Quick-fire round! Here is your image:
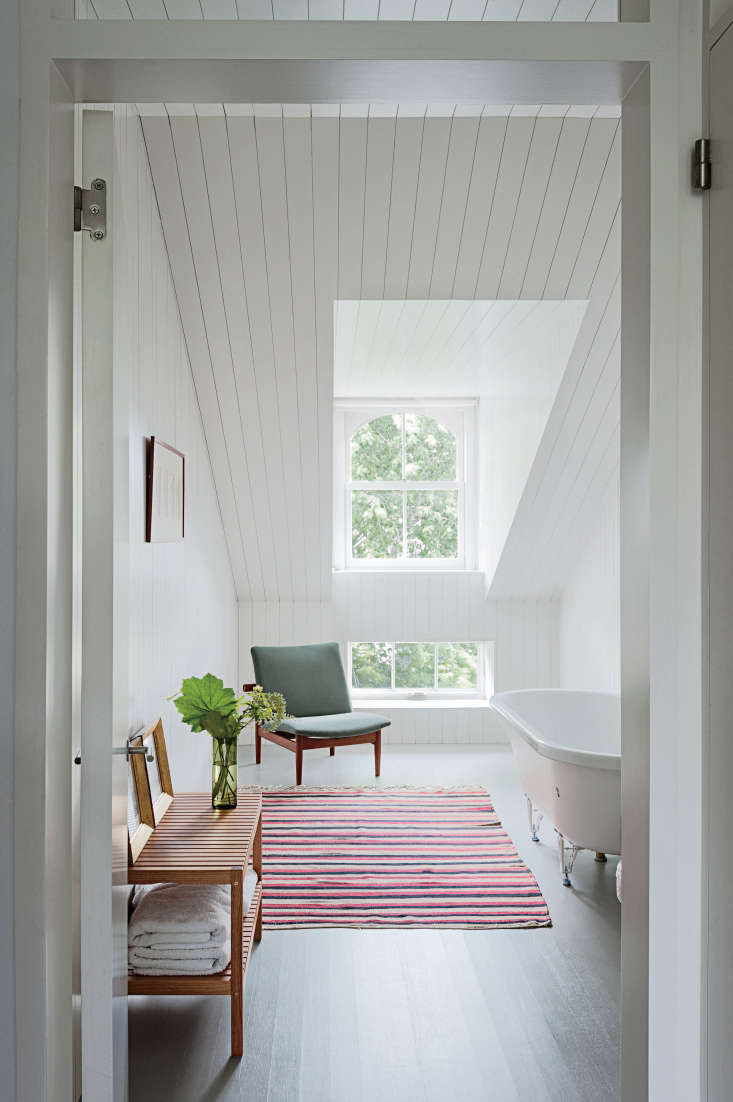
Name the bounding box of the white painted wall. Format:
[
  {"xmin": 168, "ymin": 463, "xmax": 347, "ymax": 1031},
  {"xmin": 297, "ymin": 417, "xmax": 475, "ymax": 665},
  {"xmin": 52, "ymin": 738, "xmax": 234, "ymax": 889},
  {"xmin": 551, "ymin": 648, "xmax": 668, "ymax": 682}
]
[
  {"xmin": 479, "ymin": 396, "xmax": 557, "ymax": 585},
  {"xmin": 491, "ymin": 200, "xmax": 621, "ymax": 600},
  {"xmin": 557, "ymin": 476, "xmax": 620, "ymax": 692},
  {"xmin": 0, "ymin": 0, "xmax": 18, "ymax": 1095},
  {"xmin": 111, "ymin": 106, "xmax": 238, "ymax": 791}
]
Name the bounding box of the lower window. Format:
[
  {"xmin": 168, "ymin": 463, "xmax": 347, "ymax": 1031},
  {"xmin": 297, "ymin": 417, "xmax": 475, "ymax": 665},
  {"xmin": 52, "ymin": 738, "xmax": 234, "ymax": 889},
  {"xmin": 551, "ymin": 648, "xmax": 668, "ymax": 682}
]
[{"xmin": 349, "ymin": 641, "xmax": 491, "ymax": 700}]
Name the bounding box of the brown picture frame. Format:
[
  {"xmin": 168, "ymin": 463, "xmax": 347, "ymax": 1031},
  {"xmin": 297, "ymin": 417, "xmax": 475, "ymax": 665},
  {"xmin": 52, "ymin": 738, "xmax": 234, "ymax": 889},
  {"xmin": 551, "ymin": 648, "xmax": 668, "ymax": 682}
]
[
  {"xmin": 145, "ymin": 436, "xmax": 185, "ymax": 543},
  {"xmin": 127, "ymin": 734, "xmax": 154, "ymax": 865},
  {"xmin": 141, "ymin": 717, "xmax": 174, "ymax": 825}
]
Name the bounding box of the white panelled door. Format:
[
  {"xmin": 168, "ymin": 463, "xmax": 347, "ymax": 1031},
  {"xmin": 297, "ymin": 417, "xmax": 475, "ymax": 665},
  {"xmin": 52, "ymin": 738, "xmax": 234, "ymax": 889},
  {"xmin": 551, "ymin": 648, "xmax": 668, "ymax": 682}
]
[{"xmin": 79, "ymin": 107, "xmax": 129, "ymax": 1102}]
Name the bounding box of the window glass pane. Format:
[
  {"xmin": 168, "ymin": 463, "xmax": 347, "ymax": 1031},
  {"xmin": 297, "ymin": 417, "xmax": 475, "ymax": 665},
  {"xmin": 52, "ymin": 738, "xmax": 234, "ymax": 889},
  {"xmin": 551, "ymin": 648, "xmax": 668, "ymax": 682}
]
[
  {"xmin": 351, "ymin": 414, "xmax": 403, "ymax": 481},
  {"xmin": 406, "ymin": 490, "xmax": 458, "ymax": 559},
  {"xmin": 395, "ymin": 643, "xmax": 435, "ymax": 689},
  {"xmin": 351, "ymin": 643, "xmax": 393, "ymax": 689},
  {"xmin": 437, "ymin": 643, "xmax": 478, "ymax": 690},
  {"xmin": 404, "ymin": 413, "xmax": 456, "ymax": 481},
  {"xmin": 352, "ymin": 490, "xmax": 403, "ymax": 559}
]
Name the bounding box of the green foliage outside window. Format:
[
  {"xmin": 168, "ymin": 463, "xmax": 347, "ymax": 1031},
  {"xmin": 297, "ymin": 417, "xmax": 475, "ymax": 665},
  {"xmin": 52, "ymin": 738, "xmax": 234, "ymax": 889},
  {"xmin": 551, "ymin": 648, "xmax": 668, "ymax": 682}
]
[
  {"xmin": 437, "ymin": 643, "xmax": 478, "ymax": 689},
  {"xmin": 406, "ymin": 491, "xmax": 458, "ymax": 558},
  {"xmin": 351, "ymin": 414, "xmax": 402, "ymax": 480},
  {"xmin": 351, "ymin": 642, "xmax": 392, "ymax": 689},
  {"xmin": 349, "ymin": 411, "xmax": 460, "ymax": 560},
  {"xmin": 395, "ymin": 643, "xmax": 435, "ymax": 688},
  {"xmin": 351, "ymin": 491, "xmax": 403, "ymax": 559},
  {"xmin": 405, "ymin": 413, "xmax": 456, "ymax": 480},
  {"xmin": 350, "ymin": 641, "xmax": 480, "ymax": 693}
]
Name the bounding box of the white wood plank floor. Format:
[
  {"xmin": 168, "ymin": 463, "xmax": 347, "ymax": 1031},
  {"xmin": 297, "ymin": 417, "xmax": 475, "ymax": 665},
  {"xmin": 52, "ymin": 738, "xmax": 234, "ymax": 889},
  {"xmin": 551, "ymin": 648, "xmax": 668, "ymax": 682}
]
[{"xmin": 129, "ymin": 745, "xmax": 620, "ymax": 1101}]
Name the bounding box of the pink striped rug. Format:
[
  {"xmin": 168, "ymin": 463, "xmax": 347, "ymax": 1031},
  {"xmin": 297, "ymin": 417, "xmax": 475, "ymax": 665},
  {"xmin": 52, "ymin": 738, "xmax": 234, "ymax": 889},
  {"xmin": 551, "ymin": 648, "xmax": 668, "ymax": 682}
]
[{"xmin": 258, "ymin": 787, "xmax": 551, "ymax": 930}]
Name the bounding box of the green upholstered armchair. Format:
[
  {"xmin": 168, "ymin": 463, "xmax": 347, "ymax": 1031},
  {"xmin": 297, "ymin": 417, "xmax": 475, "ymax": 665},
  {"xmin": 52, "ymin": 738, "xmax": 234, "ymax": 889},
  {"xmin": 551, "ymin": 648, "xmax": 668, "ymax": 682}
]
[{"xmin": 245, "ymin": 642, "xmax": 390, "ymax": 786}]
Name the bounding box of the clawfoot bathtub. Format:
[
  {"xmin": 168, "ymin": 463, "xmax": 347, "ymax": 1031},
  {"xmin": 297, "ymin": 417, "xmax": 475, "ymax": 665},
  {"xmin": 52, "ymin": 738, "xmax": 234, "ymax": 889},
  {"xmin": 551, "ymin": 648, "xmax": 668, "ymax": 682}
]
[{"xmin": 490, "ymin": 689, "xmax": 621, "ymax": 887}]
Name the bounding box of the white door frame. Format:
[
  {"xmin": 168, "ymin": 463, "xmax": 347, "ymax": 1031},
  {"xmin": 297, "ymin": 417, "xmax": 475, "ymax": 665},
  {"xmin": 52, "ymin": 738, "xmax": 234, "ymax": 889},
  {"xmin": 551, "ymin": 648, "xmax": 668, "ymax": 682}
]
[
  {"xmin": 14, "ymin": 46, "xmax": 76, "ymax": 1102},
  {"xmin": 15, "ymin": 4, "xmax": 707, "ymax": 1100},
  {"xmin": 78, "ymin": 106, "xmax": 130, "ymax": 1102}
]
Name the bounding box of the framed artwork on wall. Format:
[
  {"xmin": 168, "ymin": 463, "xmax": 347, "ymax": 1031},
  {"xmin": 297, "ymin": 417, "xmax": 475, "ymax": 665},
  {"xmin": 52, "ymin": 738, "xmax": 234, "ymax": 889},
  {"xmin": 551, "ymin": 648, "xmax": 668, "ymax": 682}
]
[{"xmin": 146, "ymin": 436, "xmax": 185, "ymax": 542}]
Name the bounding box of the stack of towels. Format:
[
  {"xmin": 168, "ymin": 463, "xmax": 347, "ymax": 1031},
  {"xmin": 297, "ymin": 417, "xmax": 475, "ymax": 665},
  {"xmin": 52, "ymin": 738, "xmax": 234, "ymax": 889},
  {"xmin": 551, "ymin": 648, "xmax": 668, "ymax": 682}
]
[{"xmin": 128, "ymin": 870, "xmax": 259, "ymax": 976}]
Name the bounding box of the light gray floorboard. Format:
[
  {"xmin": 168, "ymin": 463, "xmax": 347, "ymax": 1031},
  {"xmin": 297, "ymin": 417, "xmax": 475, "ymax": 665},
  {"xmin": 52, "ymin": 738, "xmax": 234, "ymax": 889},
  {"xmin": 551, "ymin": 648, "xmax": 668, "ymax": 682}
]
[{"xmin": 129, "ymin": 745, "xmax": 620, "ymax": 1101}]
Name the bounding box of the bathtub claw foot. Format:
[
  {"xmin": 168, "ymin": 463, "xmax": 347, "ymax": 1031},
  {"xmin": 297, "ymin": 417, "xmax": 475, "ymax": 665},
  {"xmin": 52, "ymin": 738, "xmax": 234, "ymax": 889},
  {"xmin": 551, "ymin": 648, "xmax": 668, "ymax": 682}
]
[
  {"xmin": 557, "ymin": 832, "xmax": 582, "ymax": 888},
  {"xmin": 526, "ymin": 796, "xmax": 543, "ymax": 842}
]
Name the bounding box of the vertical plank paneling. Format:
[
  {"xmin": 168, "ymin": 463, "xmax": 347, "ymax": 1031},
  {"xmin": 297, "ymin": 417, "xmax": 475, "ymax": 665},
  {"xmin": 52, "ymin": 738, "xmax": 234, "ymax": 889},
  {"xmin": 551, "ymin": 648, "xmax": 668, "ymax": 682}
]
[
  {"xmin": 116, "ymin": 107, "xmax": 238, "ymax": 792},
  {"xmin": 254, "ymin": 111, "xmax": 308, "ymax": 601},
  {"xmin": 283, "ymin": 113, "xmax": 322, "ymax": 602},
  {"xmin": 139, "ymin": 113, "xmax": 248, "ymax": 597},
  {"xmin": 406, "ymin": 114, "xmax": 453, "ymax": 299},
  {"xmin": 196, "ymin": 111, "xmax": 280, "ymax": 600},
  {"xmin": 168, "ymin": 110, "xmax": 264, "ymax": 598},
  {"xmin": 311, "ymin": 111, "xmax": 340, "ymax": 598},
  {"xmin": 226, "ymin": 110, "xmax": 294, "ymax": 601}
]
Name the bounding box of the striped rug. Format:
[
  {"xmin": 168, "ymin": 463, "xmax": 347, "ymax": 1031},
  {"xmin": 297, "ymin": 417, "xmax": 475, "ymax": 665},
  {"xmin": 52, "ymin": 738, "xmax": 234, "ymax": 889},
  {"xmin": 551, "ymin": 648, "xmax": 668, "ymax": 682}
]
[{"xmin": 258, "ymin": 786, "xmax": 551, "ymax": 930}]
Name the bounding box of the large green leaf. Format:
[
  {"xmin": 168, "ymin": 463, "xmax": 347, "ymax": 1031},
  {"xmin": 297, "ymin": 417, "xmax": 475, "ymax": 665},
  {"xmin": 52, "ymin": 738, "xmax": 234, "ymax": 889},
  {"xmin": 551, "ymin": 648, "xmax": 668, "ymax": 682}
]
[{"xmin": 173, "ymin": 673, "xmax": 239, "ymax": 733}]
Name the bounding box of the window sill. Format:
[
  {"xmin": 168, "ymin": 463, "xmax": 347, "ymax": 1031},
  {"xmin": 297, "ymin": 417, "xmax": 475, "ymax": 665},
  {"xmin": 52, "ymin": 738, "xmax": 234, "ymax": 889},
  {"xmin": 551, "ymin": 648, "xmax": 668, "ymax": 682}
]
[
  {"xmin": 353, "ymin": 698, "xmax": 493, "ymax": 710},
  {"xmin": 333, "ymin": 568, "xmax": 484, "ymax": 577}
]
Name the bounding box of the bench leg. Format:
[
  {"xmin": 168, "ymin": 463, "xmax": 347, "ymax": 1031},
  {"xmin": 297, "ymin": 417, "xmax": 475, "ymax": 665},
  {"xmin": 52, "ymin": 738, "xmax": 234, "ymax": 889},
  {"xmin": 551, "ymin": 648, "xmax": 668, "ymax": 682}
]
[
  {"xmin": 253, "ymin": 811, "xmax": 263, "ymax": 942},
  {"xmin": 330, "ymin": 746, "xmax": 335, "ymax": 756},
  {"xmin": 295, "ymin": 735, "xmax": 304, "ymax": 786},
  {"xmin": 255, "ymin": 724, "xmax": 261, "ymax": 765},
  {"xmin": 230, "ymin": 868, "xmax": 243, "ymax": 1057},
  {"xmin": 374, "ymin": 730, "xmax": 381, "ymax": 777}
]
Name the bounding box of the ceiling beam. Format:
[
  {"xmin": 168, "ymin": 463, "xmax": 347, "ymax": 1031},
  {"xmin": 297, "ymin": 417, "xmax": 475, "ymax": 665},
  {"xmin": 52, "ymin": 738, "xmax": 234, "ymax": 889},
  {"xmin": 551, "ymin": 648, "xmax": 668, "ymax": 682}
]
[
  {"xmin": 50, "ymin": 18, "xmax": 654, "ymax": 64},
  {"xmin": 56, "ymin": 57, "xmax": 647, "ymax": 106}
]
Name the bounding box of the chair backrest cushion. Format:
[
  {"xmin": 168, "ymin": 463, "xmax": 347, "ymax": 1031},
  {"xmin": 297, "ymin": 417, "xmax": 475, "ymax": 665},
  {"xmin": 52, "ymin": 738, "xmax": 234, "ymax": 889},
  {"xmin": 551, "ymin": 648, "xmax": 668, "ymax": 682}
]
[{"xmin": 251, "ymin": 642, "xmax": 352, "ymax": 718}]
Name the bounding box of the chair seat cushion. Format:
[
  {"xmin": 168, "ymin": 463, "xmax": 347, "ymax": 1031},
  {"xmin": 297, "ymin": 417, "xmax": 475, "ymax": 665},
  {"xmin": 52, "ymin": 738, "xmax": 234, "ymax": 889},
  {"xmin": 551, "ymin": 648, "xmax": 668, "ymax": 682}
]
[{"xmin": 277, "ymin": 712, "xmax": 390, "ymax": 739}]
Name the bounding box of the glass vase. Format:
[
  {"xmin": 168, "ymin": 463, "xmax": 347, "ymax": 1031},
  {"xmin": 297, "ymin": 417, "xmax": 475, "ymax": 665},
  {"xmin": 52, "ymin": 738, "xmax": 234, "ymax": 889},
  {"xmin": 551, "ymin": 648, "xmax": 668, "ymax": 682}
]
[{"xmin": 211, "ymin": 735, "xmax": 238, "ymax": 809}]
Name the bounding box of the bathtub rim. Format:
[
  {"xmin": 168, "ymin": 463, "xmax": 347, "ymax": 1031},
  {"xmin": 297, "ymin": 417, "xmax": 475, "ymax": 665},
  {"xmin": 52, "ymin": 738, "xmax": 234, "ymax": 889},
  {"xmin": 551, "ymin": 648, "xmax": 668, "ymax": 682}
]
[{"xmin": 489, "ymin": 688, "xmax": 621, "ymax": 773}]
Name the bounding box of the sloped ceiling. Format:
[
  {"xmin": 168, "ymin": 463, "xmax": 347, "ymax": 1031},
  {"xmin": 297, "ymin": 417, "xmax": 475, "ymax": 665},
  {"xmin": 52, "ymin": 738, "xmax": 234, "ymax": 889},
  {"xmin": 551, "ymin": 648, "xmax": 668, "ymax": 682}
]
[
  {"xmin": 334, "ymin": 298, "xmax": 589, "ymax": 398},
  {"xmin": 82, "ymin": 1, "xmax": 617, "ymax": 23},
  {"xmin": 139, "ymin": 102, "xmax": 620, "ymax": 602}
]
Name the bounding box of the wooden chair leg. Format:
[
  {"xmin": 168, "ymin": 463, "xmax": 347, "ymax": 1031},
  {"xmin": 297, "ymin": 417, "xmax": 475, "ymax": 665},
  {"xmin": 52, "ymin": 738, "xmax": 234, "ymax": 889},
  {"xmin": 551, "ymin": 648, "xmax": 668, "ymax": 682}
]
[
  {"xmin": 374, "ymin": 730, "xmax": 381, "ymax": 777},
  {"xmin": 330, "ymin": 746, "xmax": 335, "ymax": 756},
  {"xmin": 255, "ymin": 724, "xmax": 261, "ymax": 765},
  {"xmin": 295, "ymin": 735, "xmax": 304, "ymax": 786}
]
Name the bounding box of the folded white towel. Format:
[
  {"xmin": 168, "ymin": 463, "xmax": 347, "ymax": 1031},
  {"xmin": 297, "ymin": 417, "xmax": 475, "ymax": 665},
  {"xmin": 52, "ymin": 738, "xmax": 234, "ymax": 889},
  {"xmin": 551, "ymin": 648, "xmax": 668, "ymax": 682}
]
[
  {"xmin": 128, "ymin": 871, "xmax": 259, "ymax": 976},
  {"xmin": 129, "ymin": 883, "xmax": 231, "ymax": 949},
  {"xmin": 128, "ymin": 945, "xmax": 231, "ymax": 975}
]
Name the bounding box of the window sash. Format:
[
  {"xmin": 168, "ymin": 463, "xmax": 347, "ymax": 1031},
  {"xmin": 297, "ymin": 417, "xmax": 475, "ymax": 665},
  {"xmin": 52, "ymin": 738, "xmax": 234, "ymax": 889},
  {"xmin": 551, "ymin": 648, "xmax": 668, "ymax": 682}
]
[
  {"xmin": 349, "ymin": 641, "xmax": 490, "ymax": 699},
  {"xmin": 347, "ymin": 485, "xmax": 465, "ymax": 566},
  {"xmin": 334, "ymin": 400, "xmax": 476, "ymax": 572}
]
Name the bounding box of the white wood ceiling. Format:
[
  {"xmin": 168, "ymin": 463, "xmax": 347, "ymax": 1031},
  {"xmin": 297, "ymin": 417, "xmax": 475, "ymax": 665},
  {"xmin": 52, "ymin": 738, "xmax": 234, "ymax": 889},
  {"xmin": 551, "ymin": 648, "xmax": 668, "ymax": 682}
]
[
  {"xmin": 139, "ymin": 102, "xmax": 620, "ymax": 602},
  {"xmin": 334, "ymin": 298, "xmax": 589, "ymax": 398},
  {"xmin": 80, "ymin": 1, "xmax": 618, "ymax": 22}
]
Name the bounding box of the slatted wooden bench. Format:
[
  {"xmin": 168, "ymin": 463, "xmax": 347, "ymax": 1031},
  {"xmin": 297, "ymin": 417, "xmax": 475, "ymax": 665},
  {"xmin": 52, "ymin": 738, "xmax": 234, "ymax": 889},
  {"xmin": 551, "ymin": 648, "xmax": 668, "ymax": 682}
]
[{"xmin": 128, "ymin": 789, "xmax": 263, "ymax": 1057}]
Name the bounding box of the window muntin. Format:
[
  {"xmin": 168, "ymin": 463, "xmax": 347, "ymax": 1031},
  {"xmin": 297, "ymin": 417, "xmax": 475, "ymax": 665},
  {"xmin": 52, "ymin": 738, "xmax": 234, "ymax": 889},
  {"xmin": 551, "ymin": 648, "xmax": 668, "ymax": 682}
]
[
  {"xmin": 346, "ymin": 408, "xmax": 467, "ymax": 567},
  {"xmin": 349, "ymin": 641, "xmax": 489, "ymax": 699}
]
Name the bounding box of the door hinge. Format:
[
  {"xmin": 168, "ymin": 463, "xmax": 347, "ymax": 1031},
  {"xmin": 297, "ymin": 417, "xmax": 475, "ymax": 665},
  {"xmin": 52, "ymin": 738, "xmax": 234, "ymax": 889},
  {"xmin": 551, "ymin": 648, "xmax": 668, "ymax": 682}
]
[
  {"xmin": 74, "ymin": 178, "xmax": 107, "ymax": 239},
  {"xmin": 693, "ymin": 139, "xmax": 711, "ymax": 191}
]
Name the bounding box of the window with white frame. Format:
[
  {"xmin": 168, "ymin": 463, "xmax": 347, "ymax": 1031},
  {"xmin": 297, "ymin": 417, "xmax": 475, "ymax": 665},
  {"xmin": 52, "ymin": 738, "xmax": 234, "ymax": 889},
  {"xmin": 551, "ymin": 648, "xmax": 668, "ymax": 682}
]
[
  {"xmin": 334, "ymin": 401, "xmax": 476, "ymax": 570},
  {"xmin": 349, "ymin": 641, "xmax": 492, "ymax": 700}
]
